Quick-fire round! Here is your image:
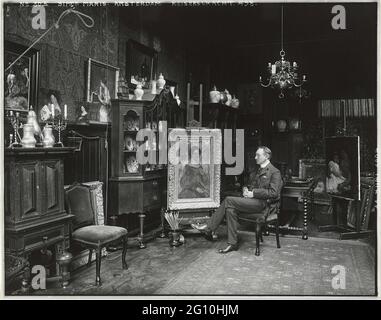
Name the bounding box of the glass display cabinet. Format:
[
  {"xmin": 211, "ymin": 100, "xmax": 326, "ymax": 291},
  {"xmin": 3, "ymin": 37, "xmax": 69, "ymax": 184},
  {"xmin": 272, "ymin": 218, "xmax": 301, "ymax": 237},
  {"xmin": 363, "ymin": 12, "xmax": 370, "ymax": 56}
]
[{"xmin": 109, "ymin": 92, "xmax": 181, "ymax": 248}]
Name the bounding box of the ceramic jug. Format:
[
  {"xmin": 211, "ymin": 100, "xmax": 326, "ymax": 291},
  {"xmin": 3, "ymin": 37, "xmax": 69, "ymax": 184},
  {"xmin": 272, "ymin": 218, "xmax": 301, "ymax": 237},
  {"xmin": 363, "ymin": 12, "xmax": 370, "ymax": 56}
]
[
  {"xmin": 224, "ymin": 89, "xmax": 232, "ymax": 106},
  {"xmin": 42, "ymin": 125, "xmax": 55, "ymax": 148},
  {"xmin": 209, "ymin": 86, "xmax": 221, "ymax": 103},
  {"xmin": 231, "ymin": 95, "xmax": 240, "ymax": 108},
  {"xmin": 134, "ymin": 83, "xmax": 144, "ymax": 100},
  {"xmin": 27, "ymin": 107, "xmax": 42, "ymax": 139},
  {"xmin": 21, "ymin": 124, "xmax": 37, "ymax": 148}
]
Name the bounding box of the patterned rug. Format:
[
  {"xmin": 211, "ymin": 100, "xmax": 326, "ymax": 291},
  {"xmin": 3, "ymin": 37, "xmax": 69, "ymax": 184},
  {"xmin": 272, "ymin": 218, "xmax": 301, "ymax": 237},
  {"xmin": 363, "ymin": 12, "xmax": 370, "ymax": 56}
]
[{"xmin": 155, "ymin": 233, "xmax": 376, "ymax": 296}]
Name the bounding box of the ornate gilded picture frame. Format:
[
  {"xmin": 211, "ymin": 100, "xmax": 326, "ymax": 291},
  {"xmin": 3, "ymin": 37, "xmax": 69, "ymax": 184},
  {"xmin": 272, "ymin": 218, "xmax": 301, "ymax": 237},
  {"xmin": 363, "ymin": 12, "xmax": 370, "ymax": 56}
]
[
  {"xmin": 4, "ymin": 40, "xmax": 40, "ymax": 111},
  {"xmin": 167, "ymin": 128, "xmax": 222, "ymax": 210}
]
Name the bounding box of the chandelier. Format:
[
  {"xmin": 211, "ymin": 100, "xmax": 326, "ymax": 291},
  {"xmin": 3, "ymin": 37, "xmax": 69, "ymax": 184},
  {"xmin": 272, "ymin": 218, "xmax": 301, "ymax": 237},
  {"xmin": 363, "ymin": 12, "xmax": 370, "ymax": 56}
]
[{"xmin": 259, "ymin": 5, "xmax": 307, "ymax": 98}]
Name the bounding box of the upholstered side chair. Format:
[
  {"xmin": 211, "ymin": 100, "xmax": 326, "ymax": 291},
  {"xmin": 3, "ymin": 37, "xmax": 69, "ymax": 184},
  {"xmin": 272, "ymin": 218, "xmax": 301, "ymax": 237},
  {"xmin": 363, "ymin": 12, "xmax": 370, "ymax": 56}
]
[{"xmin": 65, "ymin": 183, "xmax": 128, "ymax": 286}]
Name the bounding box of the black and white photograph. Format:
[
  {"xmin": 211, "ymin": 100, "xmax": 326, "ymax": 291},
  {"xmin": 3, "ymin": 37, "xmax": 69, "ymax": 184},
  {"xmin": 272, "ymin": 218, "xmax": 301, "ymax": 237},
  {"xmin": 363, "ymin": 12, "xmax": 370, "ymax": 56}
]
[{"xmin": 1, "ymin": 0, "xmax": 379, "ymax": 302}]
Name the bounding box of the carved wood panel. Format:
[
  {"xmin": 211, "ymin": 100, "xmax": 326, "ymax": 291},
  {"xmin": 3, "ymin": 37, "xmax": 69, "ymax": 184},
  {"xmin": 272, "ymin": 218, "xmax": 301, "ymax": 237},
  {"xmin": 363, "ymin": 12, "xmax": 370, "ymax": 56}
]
[
  {"xmin": 19, "ymin": 162, "xmax": 40, "ymax": 220},
  {"xmin": 42, "ymin": 160, "xmax": 62, "ymax": 214}
]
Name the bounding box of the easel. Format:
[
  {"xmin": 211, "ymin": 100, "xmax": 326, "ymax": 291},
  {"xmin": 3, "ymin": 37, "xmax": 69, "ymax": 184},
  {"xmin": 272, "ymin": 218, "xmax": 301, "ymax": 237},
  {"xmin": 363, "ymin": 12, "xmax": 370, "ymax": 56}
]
[{"xmin": 186, "ymin": 82, "xmax": 203, "ymax": 126}]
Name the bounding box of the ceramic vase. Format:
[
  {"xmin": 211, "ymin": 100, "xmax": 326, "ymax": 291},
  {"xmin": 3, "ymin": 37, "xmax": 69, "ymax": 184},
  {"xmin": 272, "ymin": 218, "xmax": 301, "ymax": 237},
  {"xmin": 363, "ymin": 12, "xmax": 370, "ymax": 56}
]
[
  {"xmin": 169, "ymin": 230, "xmax": 182, "ymax": 247},
  {"xmin": 277, "ymin": 120, "xmax": 287, "ymax": 132},
  {"xmin": 42, "ymin": 125, "xmax": 55, "ymax": 148},
  {"xmin": 289, "ymin": 119, "xmax": 300, "ymax": 131},
  {"xmin": 224, "ymin": 89, "xmax": 232, "ymax": 106},
  {"xmin": 209, "ymin": 86, "xmax": 221, "ymax": 103},
  {"xmin": 157, "ymin": 73, "xmax": 166, "ymax": 90},
  {"xmin": 21, "ymin": 124, "xmax": 37, "ymax": 148},
  {"xmin": 134, "ymin": 84, "xmax": 144, "ymax": 100},
  {"xmin": 99, "ymin": 105, "xmax": 109, "ymax": 122},
  {"xmin": 169, "ymin": 86, "xmax": 175, "ymax": 97},
  {"xmin": 231, "ymin": 95, "xmax": 240, "ymax": 108}
]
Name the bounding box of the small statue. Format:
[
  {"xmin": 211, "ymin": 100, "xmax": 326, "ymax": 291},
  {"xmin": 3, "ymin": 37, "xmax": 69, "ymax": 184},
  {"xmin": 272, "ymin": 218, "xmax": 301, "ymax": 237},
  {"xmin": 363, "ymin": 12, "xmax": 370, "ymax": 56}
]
[{"xmin": 77, "ymin": 105, "xmax": 88, "ymax": 123}]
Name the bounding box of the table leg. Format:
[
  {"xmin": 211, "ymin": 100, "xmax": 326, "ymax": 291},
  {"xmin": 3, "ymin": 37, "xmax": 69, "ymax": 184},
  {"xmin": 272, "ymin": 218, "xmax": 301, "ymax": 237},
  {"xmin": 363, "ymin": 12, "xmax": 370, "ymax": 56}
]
[
  {"xmin": 159, "ymin": 208, "xmax": 167, "ymax": 238},
  {"xmin": 302, "ymin": 195, "xmax": 308, "ymax": 240},
  {"xmin": 138, "ymin": 213, "xmax": 147, "ymax": 249}
]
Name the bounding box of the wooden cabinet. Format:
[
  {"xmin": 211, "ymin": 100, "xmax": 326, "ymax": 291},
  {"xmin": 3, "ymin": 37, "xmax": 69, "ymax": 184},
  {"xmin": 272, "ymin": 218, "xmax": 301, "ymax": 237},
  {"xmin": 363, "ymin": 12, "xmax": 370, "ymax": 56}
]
[
  {"xmin": 5, "ymin": 148, "xmax": 74, "ymax": 259},
  {"xmin": 109, "ymin": 97, "xmax": 176, "ymax": 248}
]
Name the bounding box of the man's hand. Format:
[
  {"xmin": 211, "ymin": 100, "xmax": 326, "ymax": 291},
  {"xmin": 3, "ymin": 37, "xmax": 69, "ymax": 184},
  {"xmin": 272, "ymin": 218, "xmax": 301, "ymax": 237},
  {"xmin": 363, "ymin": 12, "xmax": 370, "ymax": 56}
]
[
  {"xmin": 196, "ymin": 187, "xmax": 203, "ymax": 193},
  {"xmin": 242, "ymin": 187, "xmax": 253, "ymax": 198}
]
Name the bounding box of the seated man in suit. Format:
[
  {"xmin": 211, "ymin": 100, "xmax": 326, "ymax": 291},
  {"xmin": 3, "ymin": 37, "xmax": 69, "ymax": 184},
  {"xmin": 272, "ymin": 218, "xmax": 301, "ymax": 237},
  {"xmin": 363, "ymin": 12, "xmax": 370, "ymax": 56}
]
[{"xmin": 192, "ymin": 146, "xmax": 283, "ymax": 253}]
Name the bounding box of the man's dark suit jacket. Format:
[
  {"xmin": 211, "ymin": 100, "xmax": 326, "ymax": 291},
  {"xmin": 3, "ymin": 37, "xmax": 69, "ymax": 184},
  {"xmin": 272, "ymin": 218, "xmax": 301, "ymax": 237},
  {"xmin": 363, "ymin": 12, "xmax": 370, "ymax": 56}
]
[{"xmin": 246, "ymin": 162, "xmax": 283, "ymax": 217}]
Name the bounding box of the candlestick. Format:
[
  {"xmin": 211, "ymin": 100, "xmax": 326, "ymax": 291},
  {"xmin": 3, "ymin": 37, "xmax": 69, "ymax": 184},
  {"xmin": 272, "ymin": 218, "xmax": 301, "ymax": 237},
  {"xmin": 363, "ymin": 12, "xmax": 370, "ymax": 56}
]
[
  {"xmin": 51, "ymin": 117, "xmax": 67, "ymax": 147},
  {"xmin": 271, "ymin": 64, "xmax": 276, "ymax": 75}
]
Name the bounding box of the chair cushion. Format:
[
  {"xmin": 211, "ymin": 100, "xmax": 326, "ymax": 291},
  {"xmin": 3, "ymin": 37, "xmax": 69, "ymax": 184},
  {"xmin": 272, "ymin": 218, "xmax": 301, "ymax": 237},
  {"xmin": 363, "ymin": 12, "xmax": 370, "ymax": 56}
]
[{"xmin": 72, "ymin": 225, "xmax": 127, "ymax": 246}]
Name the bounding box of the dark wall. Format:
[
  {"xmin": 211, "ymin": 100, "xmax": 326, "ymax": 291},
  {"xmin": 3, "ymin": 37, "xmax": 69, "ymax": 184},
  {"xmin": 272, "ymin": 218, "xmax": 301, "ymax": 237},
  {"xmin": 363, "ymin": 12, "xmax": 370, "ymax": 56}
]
[{"xmin": 5, "ymin": 4, "xmax": 119, "ymax": 121}]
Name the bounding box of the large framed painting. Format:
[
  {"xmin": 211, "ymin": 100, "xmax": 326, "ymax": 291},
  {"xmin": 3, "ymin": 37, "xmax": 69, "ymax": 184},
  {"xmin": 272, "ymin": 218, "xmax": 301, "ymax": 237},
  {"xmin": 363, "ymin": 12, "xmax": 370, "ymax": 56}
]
[
  {"xmin": 325, "ymin": 136, "xmax": 360, "ymax": 201},
  {"xmin": 126, "ymin": 40, "xmax": 158, "ymax": 90},
  {"xmin": 4, "ymin": 40, "xmax": 40, "ymax": 111},
  {"xmin": 167, "ymin": 128, "xmax": 222, "ymax": 210},
  {"xmin": 86, "ymin": 58, "xmax": 119, "ymax": 103}
]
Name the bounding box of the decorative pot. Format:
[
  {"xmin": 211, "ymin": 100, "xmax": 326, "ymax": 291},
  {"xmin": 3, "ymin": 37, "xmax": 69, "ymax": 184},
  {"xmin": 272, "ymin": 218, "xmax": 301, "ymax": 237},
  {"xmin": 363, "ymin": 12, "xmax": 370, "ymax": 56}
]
[
  {"xmin": 99, "ymin": 105, "xmax": 109, "ymax": 122},
  {"xmin": 169, "ymin": 86, "xmax": 176, "ymax": 97},
  {"xmin": 209, "ymin": 86, "xmax": 221, "ymax": 103},
  {"xmin": 21, "ymin": 124, "xmax": 37, "ymax": 148},
  {"xmin": 150, "ymin": 80, "xmax": 157, "ymax": 94},
  {"xmin": 289, "ymin": 118, "xmax": 301, "ymax": 131},
  {"xmin": 276, "ymin": 120, "xmax": 287, "ymax": 132},
  {"xmin": 224, "ymin": 89, "xmax": 232, "ymax": 106},
  {"xmin": 157, "ymin": 73, "xmax": 166, "ymax": 90},
  {"xmin": 134, "ymin": 84, "xmax": 144, "ymax": 100},
  {"xmin": 42, "ymin": 125, "xmax": 55, "ymax": 148},
  {"xmin": 231, "ymin": 95, "xmax": 240, "ymax": 108},
  {"xmin": 169, "ymin": 230, "xmax": 182, "ymax": 247},
  {"xmin": 220, "ymin": 91, "xmax": 227, "ymax": 104},
  {"xmin": 27, "ymin": 107, "xmax": 42, "ymax": 139}
]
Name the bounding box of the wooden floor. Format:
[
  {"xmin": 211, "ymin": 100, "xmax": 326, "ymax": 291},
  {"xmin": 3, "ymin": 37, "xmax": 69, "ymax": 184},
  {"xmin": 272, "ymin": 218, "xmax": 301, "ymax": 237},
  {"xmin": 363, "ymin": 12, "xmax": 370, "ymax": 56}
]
[{"xmin": 11, "ymin": 216, "xmax": 375, "ymax": 296}]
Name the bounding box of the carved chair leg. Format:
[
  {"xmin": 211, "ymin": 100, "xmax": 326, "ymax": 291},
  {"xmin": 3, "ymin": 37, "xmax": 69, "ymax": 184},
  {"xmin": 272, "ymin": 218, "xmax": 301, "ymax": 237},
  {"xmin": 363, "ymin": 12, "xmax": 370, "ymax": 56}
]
[
  {"xmin": 138, "ymin": 213, "xmax": 147, "ymax": 249},
  {"xmin": 87, "ymin": 249, "xmax": 93, "ymax": 267},
  {"xmin": 255, "ymin": 223, "xmax": 261, "ymax": 256},
  {"xmin": 122, "ymin": 235, "xmax": 128, "ymax": 270},
  {"xmin": 95, "ymin": 247, "xmax": 102, "ymax": 286},
  {"xmin": 260, "ymin": 229, "xmax": 264, "ymax": 243},
  {"xmin": 159, "ymin": 208, "xmax": 167, "ymax": 238},
  {"xmin": 275, "ymin": 220, "xmax": 281, "ymax": 249}
]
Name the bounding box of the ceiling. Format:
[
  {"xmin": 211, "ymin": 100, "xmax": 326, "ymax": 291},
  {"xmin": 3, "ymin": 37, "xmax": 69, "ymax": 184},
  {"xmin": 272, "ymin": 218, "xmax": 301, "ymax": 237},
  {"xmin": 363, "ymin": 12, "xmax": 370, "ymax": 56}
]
[{"xmin": 120, "ymin": 3, "xmax": 377, "ymax": 98}]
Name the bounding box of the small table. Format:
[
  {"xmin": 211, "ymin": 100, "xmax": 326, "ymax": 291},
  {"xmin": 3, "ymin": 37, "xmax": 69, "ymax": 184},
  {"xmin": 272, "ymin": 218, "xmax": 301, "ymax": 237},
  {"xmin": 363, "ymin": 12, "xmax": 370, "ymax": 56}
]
[{"xmin": 277, "ymin": 179, "xmax": 315, "ymax": 240}]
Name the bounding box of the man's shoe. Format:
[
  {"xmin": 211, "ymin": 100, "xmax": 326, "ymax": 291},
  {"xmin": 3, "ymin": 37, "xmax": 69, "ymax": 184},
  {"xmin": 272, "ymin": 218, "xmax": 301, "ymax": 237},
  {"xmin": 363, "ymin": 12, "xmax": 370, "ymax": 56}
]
[
  {"xmin": 191, "ymin": 223, "xmax": 208, "ymax": 231},
  {"xmin": 218, "ymin": 244, "xmax": 238, "ymax": 254}
]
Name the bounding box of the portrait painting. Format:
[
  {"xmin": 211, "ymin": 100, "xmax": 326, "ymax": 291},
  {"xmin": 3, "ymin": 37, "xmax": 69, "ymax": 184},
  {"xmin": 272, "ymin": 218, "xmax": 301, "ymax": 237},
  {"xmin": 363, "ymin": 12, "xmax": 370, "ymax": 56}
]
[
  {"xmin": 4, "ymin": 41, "xmax": 40, "ymax": 111},
  {"xmin": 86, "ymin": 58, "xmax": 119, "ymax": 104},
  {"xmin": 325, "ymin": 136, "xmax": 360, "ymax": 201},
  {"xmin": 167, "ymin": 128, "xmax": 222, "ymax": 210}
]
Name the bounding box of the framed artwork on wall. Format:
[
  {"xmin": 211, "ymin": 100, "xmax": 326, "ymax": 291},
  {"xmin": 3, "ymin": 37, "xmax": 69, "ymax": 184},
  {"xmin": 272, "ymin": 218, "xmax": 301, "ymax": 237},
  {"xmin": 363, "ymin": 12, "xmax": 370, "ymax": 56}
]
[
  {"xmin": 167, "ymin": 128, "xmax": 222, "ymax": 210},
  {"xmin": 86, "ymin": 58, "xmax": 119, "ymax": 104},
  {"xmin": 4, "ymin": 40, "xmax": 40, "ymax": 112},
  {"xmin": 126, "ymin": 40, "xmax": 158, "ymax": 89}
]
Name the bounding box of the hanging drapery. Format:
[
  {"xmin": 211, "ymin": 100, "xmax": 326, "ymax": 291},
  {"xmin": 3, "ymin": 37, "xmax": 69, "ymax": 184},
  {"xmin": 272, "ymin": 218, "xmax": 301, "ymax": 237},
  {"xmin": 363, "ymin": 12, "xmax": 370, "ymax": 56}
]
[{"xmin": 318, "ymin": 98, "xmax": 375, "ymax": 118}]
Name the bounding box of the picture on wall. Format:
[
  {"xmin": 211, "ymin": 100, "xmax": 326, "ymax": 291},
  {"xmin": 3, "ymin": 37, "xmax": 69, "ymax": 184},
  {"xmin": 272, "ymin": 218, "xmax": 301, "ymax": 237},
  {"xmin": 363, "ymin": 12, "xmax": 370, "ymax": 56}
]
[
  {"xmin": 167, "ymin": 128, "xmax": 222, "ymax": 210},
  {"xmin": 325, "ymin": 136, "xmax": 360, "ymax": 201},
  {"xmin": 126, "ymin": 40, "xmax": 158, "ymax": 89},
  {"xmin": 4, "ymin": 40, "xmax": 40, "ymax": 111},
  {"xmin": 86, "ymin": 58, "xmax": 119, "ymax": 104}
]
